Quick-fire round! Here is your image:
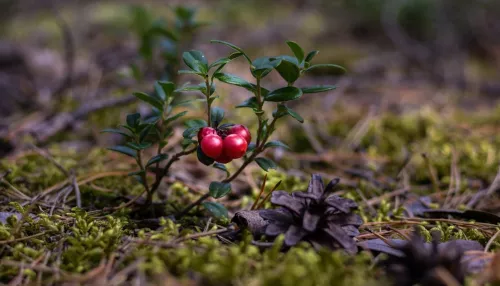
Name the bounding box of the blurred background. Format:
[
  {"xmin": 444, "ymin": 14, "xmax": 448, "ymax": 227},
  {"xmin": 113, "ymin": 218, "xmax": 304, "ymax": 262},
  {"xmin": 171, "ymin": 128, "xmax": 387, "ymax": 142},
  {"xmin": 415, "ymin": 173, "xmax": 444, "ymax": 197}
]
[{"xmin": 1, "ymin": 0, "xmax": 500, "ymax": 159}]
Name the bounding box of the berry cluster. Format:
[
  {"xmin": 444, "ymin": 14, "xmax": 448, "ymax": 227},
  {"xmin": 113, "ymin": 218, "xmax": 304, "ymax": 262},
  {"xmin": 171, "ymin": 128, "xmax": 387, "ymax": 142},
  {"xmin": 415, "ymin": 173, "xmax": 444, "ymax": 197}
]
[{"xmin": 198, "ymin": 124, "xmax": 251, "ymax": 164}]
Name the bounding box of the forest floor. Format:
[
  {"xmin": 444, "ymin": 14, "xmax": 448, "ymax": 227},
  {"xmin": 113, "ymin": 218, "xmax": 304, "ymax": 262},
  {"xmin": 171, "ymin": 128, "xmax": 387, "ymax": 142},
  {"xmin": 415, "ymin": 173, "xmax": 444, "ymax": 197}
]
[{"xmin": 1, "ymin": 1, "xmax": 500, "ymax": 285}]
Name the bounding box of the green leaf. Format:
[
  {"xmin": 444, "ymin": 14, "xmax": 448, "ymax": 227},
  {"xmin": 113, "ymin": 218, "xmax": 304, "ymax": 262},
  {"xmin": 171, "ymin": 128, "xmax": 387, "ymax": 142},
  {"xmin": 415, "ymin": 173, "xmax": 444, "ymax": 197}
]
[
  {"xmin": 174, "ymin": 84, "xmax": 203, "ymax": 92},
  {"xmin": 126, "ymin": 113, "xmax": 141, "ymax": 128},
  {"xmin": 150, "ymin": 25, "xmax": 179, "ymax": 41},
  {"xmin": 101, "ymin": 128, "xmax": 132, "ymax": 138},
  {"xmin": 275, "ymin": 58, "xmax": 300, "ymax": 84},
  {"xmin": 154, "ymin": 82, "xmax": 166, "ymax": 100},
  {"xmin": 301, "ymin": 85, "xmax": 336, "ymax": 94},
  {"xmin": 185, "ymin": 119, "xmax": 208, "ymax": 129},
  {"xmin": 304, "ymin": 50, "xmax": 319, "ymax": 63},
  {"xmin": 213, "ymin": 73, "xmax": 255, "ymax": 92},
  {"xmin": 264, "ymin": 140, "xmax": 290, "ymax": 150},
  {"xmin": 211, "ymin": 107, "xmax": 225, "ymax": 127},
  {"xmin": 126, "ymin": 142, "xmax": 152, "ymax": 150},
  {"xmin": 181, "ymin": 138, "xmax": 196, "ymax": 149},
  {"xmin": 158, "ymin": 81, "xmax": 175, "ymax": 98},
  {"xmin": 175, "ymin": 83, "xmax": 214, "ymax": 95},
  {"xmin": 208, "ymin": 95, "xmax": 219, "ymax": 105},
  {"xmin": 197, "ymin": 146, "xmax": 215, "ymax": 166},
  {"xmin": 107, "ymin": 146, "xmax": 137, "ymax": 159},
  {"xmin": 139, "ymin": 124, "xmax": 154, "ymax": 142},
  {"xmin": 209, "ymin": 181, "xmax": 232, "ymax": 199},
  {"xmin": 286, "ymin": 41, "xmax": 305, "ymax": 63},
  {"xmin": 259, "ymin": 119, "xmax": 269, "ymax": 141},
  {"xmin": 174, "ymin": 6, "xmax": 196, "ymax": 21},
  {"xmin": 146, "ymin": 154, "xmax": 169, "ymax": 168},
  {"xmin": 144, "ymin": 115, "xmax": 160, "ymax": 124},
  {"xmin": 133, "ymin": 92, "xmax": 164, "ymax": 111},
  {"xmin": 286, "ymin": 108, "xmax": 304, "ymax": 123},
  {"xmin": 202, "ymin": 202, "xmax": 228, "ymax": 218},
  {"xmin": 246, "ymin": 142, "xmax": 257, "ymax": 154},
  {"xmin": 255, "ymin": 157, "xmax": 277, "ymax": 171},
  {"xmin": 213, "ymin": 163, "xmax": 230, "ymax": 177},
  {"xmin": 165, "ymin": 111, "xmax": 188, "ymax": 124},
  {"xmin": 128, "ymin": 170, "xmax": 145, "ymax": 177},
  {"xmin": 182, "ymin": 50, "xmax": 208, "ymax": 74},
  {"xmin": 209, "ymin": 57, "xmax": 231, "ymax": 70},
  {"xmin": 273, "ymin": 104, "xmax": 304, "ymax": 123},
  {"xmin": 171, "ymin": 98, "xmax": 207, "ymax": 107},
  {"xmin": 305, "ymin": 64, "xmax": 346, "ymax": 73},
  {"xmin": 278, "ymin": 55, "xmax": 299, "ymax": 65},
  {"xmin": 251, "ymin": 57, "xmax": 281, "ymax": 79},
  {"xmin": 178, "ymin": 70, "xmax": 203, "ymax": 76},
  {"xmin": 236, "ymin": 97, "xmax": 259, "ymax": 110},
  {"xmin": 265, "ymin": 86, "xmax": 303, "ymax": 102},
  {"xmin": 210, "ymin": 40, "xmax": 252, "ymax": 64},
  {"xmin": 183, "ymin": 126, "xmax": 202, "ymax": 139}
]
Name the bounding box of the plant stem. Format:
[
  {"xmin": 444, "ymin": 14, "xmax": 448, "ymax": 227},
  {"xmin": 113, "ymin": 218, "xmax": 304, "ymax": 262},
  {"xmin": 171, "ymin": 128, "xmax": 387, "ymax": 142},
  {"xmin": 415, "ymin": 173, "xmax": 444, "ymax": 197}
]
[
  {"xmin": 176, "ymin": 146, "xmax": 262, "ymax": 218},
  {"xmin": 175, "ymin": 193, "xmax": 210, "ymax": 218},
  {"xmin": 176, "ymin": 79, "xmax": 280, "ymax": 218},
  {"xmin": 136, "ymin": 150, "xmax": 150, "ymax": 194},
  {"xmin": 205, "ymin": 77, "xmax": 212, "ymax": 126},
  {"xmin": 148, "ymin": 146, "xmax": 198, "ymax": 200},
  {"xmin": 255, "ymin": 77, "xmax": 263, "ymax": 146}
]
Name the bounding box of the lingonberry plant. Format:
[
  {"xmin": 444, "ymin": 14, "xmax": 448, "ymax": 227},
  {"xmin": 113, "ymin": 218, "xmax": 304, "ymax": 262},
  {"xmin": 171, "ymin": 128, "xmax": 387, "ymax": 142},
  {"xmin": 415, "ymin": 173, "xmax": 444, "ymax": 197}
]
[{"xmin": 105, "ymin": 39, "xmax": 344, "ymax": 218}]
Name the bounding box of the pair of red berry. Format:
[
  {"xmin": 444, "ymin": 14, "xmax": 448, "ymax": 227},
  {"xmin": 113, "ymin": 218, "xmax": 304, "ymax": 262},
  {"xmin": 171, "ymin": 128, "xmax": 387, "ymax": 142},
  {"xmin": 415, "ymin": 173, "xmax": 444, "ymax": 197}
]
[{"xmin": 198, "ymin": 124, "xmax": 251, "ymax": 164}]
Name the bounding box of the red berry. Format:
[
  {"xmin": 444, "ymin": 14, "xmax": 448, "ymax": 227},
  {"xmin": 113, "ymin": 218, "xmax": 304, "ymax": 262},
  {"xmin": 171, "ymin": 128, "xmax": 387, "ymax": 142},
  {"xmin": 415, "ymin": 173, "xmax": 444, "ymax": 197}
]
[
  {"xmin": 229, "ymin": 124, "xmax": 251, "ymax": 143},
  {"xmin": 198, "ymin": 127, "xmax": 217, "ymax": 142},
  {"xmin": 215, "ymin": 152, "xmax": 233, "ymax": 164},
  {"xmin": 223, "ymin": 134, "xmax": 248, "ymax": 159},
  {"xmin": 200, "ymin": 134, "xmax": 223, "ymax": 159}
]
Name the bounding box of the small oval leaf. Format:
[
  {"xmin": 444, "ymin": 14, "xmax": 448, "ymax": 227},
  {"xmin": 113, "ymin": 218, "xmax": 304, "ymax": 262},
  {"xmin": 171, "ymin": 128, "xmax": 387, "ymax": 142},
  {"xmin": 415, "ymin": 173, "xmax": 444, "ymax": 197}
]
[
  {"xmin": 202, "ymin": 202, "xmax": 228, "ymax": 218},
  {"xmin": 305, "ymin": 64, "xmax": 346, "ymax": 74},
  {"xmin": 301, "ymin": 85, "xmax": 336, "ymax": 94},
  {"xmin": 286, "ymin": 41, "xmax": 305, "ymax": 63},
  {"xmin": 146, "ymin": 154, "xmax": 169, "ymax": 168},
  {"xmin": 265, "ymin": 86, "xmax": 303, "ymax": 102},
  {"xmin": 255, "ymin": 157, "xmax": 277, "ymax": 171},
  {"xmin": 182, "ymin": 50, "xmax": 208, "ymax": 74},
  {"xmin": 275, "ymin": 59, "xmax": 300, "ymax": 84},
  {"xmin": 264, "ymin": 140, "xmax": 290, "ymax": 150},
  {"xmin": 133, "ymin": 92, "xmax": 164, "ymax": 111},
  {"xmin": 209, "ymin": 181, "xmax": 232, "ymax": 199},
  {"xmin": 108, "ymin": 146, "xmax": 137, "ymax": 159}
]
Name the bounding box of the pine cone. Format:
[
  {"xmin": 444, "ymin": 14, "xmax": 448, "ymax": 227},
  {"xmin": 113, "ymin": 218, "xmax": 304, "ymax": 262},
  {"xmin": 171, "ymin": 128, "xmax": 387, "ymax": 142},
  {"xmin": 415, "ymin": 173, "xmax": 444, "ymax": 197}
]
[
  {"xmin": 259, "ymin": 174, "xmax": 362, "ymax": 254},
  {"xmin": 385, "ymin": 231, "xmax": 466, "ymax": 286}
]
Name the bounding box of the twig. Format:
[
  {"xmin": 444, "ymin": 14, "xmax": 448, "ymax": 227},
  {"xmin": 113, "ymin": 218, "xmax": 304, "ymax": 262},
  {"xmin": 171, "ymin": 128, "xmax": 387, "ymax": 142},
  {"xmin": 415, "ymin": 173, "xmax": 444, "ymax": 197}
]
[
  {"xmin": 386, "ymin": 226, "xmax": 411, "ymax": 240},
  {"xmin": 255, "ymin": 180, "xmax": 282, "ymax": 210},
  {"xmin": 422, "ymin": 153, "xmax": 440, "ymax": 193},
  {"xmin": 30, "ymin": 144, "xmax": 70, "ymax": 177},
  {"xmin": 52, "ymin": 14, "xmax": 75, "ymax": 98},
  {"xmin": 485, "ymin": 229, "xmax": 500, "ymax": 252},
  {"xmin": 1, "ymin": 178, "xmax": 31, "ymax": 200},
  {"xmin": 71, "ymin": 170, "xmax": 81, "ymax": 208},
  {"xmin": 0, "ymin": 232, "xmax": 48, "ymax": 245},
  {"xmin": 432, "ymin": 267, "xmax": 461, "ymax": 286},
  {"xmin": 251, "ymin": 173, "xmax": 267, "ymax": 210},
  {"xmin": 364, "ymin": 228, "xmax": 399, "ymax": 247},
  {"xmin": 365, "ymin": 188, "xmax": 408, "ymax": 206},
  {"xmin": 444, "ymin": 148, "xmax": 459, "ymax": 208}
]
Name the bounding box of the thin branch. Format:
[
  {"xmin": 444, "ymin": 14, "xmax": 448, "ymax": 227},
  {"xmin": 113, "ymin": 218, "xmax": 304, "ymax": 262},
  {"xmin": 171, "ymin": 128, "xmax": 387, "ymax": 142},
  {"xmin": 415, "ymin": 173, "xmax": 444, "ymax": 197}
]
[
  {"xmin": 484, "ymin": 229, "xmax": 500, "ymax": 252},
  {"xmin": 71, "ymin": 170, "xmax": 81, "ymax": 208}
]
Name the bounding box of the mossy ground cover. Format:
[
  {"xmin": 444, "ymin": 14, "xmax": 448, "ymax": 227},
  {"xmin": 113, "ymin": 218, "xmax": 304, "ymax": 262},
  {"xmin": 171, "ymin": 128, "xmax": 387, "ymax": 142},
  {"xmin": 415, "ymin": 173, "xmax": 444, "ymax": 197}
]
[{"xmin": 2, "ymin": 103, "xmax": 500, "ymax": 285}]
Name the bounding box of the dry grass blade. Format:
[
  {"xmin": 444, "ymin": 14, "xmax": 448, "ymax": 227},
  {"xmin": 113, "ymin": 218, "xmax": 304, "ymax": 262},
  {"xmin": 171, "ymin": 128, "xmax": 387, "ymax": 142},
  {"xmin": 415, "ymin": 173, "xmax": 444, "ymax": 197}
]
[
  {"xmin": 255, "ymin": 180, "xmax": 282, "ymax": 210},
  {"xmin": 251, "ymin": 173, "xmax": 267, "ymax": 210},
  {"xmin": 485, "ymin": 229, "xmax": 500, "ymax": 252}
]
